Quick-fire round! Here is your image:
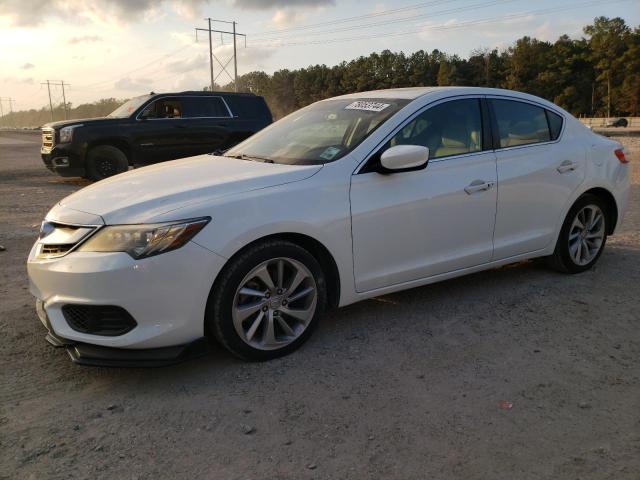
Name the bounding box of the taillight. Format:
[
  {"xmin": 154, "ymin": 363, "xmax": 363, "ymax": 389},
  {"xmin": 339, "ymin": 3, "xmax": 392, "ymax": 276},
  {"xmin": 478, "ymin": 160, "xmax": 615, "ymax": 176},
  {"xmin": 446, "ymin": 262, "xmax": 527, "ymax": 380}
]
[{"xmin": 614, "ymin": 148, "xmax": 628, "ymax": 164}]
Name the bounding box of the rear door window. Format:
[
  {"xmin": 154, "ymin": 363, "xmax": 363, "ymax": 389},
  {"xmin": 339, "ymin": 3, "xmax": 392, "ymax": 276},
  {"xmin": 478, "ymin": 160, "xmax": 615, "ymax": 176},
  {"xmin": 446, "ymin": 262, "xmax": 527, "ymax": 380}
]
[
  {"xmin": 183, "ymin": 97, "xmax": 231, "ymax": 118},
  {"xmin": 491, "ymin": 99, "xmax": 550, "ymax": 148}
]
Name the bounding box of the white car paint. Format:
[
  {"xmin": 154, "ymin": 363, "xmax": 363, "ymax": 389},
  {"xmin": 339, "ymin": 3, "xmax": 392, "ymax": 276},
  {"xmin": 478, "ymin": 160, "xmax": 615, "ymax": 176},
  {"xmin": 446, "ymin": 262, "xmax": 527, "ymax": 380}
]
[{"xmin": 27, "ymin": 87, "xmax": 630, "ymax": 350}]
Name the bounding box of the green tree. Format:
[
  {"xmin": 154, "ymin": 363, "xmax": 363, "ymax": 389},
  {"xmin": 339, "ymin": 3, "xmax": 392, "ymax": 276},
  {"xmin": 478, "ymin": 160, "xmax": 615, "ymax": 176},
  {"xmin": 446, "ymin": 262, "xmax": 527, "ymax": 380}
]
[{"xmin": 584, "ymin": 16, "xmax": 631, "ymax": 116}]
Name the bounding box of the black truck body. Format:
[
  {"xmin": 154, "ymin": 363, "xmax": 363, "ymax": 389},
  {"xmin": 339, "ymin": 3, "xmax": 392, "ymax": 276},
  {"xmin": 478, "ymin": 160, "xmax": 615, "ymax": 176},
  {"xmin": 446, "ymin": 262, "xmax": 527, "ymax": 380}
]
[{"xmin": 41, "ymin": 91, "xmax": 272, "ymax": 180}]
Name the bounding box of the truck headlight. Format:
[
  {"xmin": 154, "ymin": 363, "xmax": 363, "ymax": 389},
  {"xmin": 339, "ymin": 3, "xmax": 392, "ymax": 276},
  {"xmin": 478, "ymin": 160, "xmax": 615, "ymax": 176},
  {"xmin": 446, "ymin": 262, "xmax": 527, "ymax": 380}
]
[
  {"xmin": 59, "ymin": 124, "xmax": 82, "ymax": 143},
  {"xmin": 78, "ymin": 217, "xmax": 210, "ymax": 259}
]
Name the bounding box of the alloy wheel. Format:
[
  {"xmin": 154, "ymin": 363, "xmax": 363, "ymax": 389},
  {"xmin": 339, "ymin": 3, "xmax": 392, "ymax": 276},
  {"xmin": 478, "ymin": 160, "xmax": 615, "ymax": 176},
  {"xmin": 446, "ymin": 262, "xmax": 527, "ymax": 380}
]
[
  {"xmin": 232, "ymin": 257, "xmax": 317, "ymax": 351},
  {"xmin": 568, "ymin": 204, "xmax": 605, "ymax": 266}
]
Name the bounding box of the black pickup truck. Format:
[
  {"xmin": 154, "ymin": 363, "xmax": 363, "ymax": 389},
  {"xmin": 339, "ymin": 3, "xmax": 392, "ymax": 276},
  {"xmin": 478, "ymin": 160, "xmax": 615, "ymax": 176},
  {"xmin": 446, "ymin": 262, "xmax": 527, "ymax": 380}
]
[{"xmin": 41, "ymin": 91, "xmax": 272, "ymax": 180}]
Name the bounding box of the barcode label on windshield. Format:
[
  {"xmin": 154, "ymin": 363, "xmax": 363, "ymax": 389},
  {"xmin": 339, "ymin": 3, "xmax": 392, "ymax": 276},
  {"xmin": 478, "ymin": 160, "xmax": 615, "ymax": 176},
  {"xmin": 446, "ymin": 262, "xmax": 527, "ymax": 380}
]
[{"xmin": 345, "ymin": 101, "xmax": 390, "ymax": 112}]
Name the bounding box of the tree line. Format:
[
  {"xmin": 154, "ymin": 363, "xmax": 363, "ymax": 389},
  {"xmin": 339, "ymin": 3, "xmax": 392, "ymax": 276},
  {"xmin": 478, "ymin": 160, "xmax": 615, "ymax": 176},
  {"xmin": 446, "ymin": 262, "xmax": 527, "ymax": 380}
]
[
  {"xmin": 3, "ymin": 16, "xmax": 638, "ymax": 128},
  {"xmin": 225, "ymin": 17, "xmax": 638, "ymax": 119}
]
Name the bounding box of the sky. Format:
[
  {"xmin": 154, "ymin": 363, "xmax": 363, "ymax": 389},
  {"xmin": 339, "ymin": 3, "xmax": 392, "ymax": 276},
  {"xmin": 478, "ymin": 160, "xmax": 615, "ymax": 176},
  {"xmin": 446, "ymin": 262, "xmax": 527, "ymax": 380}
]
[{"xmin": 0, "ymin": 0, "xmax": 638, "ymax": 111}]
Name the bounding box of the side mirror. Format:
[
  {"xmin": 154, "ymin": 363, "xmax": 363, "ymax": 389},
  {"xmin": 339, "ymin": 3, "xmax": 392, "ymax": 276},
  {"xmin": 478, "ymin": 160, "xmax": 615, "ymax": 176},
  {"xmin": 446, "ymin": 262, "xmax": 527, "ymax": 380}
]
[{"xmin": 380, "ymin": 145, "xmax": 429, "ymax": 172}]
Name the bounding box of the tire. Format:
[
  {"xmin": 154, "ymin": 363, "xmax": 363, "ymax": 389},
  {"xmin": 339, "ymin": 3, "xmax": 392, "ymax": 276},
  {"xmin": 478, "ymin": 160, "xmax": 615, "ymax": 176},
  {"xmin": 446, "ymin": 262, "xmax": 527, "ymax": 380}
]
[
  {"xmin": 206, "ymin": 240, "xmax": 327, "ymax": 361},
  {"xmin": 86, "ymin": 145, "xmax": 128, "ymax": 181},
  {"xmin": 547, "ymin": 194, "xmax": 608, "ymax": 273}
]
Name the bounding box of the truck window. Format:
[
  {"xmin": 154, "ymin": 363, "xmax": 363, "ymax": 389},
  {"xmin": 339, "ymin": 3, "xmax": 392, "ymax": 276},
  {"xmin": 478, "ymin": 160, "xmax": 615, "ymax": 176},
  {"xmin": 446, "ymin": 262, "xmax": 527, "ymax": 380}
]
[
  {"xmin": 139, "ymin": 97, "xmax": 183, "ymax": 119},
  {"xmin": 183, "ymin": 97, "xmax": 231, "ymax": 118}
]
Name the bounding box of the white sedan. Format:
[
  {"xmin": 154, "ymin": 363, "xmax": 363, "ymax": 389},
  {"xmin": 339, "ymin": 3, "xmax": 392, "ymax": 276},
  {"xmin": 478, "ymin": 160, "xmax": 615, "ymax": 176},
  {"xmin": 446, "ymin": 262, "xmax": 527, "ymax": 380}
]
[{"xmin": 27, "ymin": 87, "xmax": 630, "ymax": 365}]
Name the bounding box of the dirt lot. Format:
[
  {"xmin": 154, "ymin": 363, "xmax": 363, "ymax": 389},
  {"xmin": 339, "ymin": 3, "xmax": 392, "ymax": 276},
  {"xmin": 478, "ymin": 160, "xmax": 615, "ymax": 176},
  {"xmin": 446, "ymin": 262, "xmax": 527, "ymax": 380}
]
[{"xmin": 1, "ymin": 131, "xmax": 639, "ymax": 480}]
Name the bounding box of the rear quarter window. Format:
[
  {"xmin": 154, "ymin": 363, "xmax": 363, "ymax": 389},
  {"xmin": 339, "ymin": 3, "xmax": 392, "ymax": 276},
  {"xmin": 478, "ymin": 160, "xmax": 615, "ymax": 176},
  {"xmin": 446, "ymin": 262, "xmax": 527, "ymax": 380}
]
[
  {"xmin": 224, "ymin": 96, "xmax": 271, "ymax": 120},
  {"xmin": 546, "ymin": 110, "xmax": 563, "ymax": 140}
]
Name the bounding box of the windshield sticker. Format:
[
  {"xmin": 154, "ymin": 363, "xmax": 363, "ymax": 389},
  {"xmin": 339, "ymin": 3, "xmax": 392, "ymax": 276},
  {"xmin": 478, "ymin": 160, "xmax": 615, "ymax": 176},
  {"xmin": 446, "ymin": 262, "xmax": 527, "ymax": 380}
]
[
  {"xmin": 345, "ymin": 101, "xmax": 390, "ymax": 112},
  {"xmin": 319, "ymin": 146, "xmax": 341, "ymax": 160}
]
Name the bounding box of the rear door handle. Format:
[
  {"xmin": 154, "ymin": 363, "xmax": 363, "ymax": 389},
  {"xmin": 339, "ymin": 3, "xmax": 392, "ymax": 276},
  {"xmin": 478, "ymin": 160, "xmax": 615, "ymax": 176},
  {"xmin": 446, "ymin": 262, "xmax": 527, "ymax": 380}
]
[
  {"xmin": 465, "ymin": 180, "xmax": 495, "ymax": 195},
  {"xmin": 557, "ymin": 160, "xmax": 577, "ymax": 173}
]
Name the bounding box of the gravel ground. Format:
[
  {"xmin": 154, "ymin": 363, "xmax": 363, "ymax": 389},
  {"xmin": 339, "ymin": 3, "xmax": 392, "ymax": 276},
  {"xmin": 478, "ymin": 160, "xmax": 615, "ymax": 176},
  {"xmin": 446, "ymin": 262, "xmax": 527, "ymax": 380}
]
[{"xmin": 1, "ymin": 131, "xmax": 639, "ymax": 480}]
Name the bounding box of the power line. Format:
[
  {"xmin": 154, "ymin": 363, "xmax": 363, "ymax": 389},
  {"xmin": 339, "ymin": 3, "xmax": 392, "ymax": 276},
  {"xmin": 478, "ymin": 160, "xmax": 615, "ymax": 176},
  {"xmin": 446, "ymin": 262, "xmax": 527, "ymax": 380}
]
[
  {"xmin": 76, "ymin": 44, "xmax": 194, "ymax": 89},
  {"xmin": 252, "ymin": 0, "xmax": 630, "ymax": 48},
  {"xmin": 251, "ymin": 0, "xmax": 522, "ymax": 40},
  {"xmin": 248, "ymin": 0, "xmax": 467, "ymax": 37}
]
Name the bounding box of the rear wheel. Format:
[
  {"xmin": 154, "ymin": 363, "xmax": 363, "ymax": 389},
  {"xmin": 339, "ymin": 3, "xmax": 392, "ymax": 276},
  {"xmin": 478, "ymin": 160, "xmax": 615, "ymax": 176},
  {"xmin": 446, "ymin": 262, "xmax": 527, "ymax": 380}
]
[
  {"xmin": 86, "ymin": 145, "xmax": 128, "ymax": 180},
  {"xmin": 548, "ymin": 194, "xmax": 608, "ymax": 273},
  {"xmin": 206, "ymin": 240, "xmax": 327, "ymax": 361}
]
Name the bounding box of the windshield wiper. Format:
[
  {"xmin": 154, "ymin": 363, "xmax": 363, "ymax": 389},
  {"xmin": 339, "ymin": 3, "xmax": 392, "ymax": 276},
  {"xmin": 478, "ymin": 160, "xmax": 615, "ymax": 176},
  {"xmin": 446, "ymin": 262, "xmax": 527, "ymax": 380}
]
[{"xmin": 224, "ymin": 154, "xmax": 274, "ymax": 163}]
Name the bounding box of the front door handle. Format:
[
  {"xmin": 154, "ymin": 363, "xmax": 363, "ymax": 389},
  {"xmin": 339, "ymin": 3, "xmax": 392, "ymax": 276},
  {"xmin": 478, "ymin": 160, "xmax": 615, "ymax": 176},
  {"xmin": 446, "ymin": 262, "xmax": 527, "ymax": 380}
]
[
  {"xmin": 557, "ymin": 160, "xmax": 577, "ymax": 173},
  {"xmin": 464, "ymin": 180, "xmax": 495, "ymax": 194}
]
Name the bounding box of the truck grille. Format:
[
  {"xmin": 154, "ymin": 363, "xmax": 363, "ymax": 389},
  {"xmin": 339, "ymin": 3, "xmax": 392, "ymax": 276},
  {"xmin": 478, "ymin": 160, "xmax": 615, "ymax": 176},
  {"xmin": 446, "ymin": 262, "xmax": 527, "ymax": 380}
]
[{"xmin": 42, "ymin": 128, "xmax": 54, "ymax": 152}]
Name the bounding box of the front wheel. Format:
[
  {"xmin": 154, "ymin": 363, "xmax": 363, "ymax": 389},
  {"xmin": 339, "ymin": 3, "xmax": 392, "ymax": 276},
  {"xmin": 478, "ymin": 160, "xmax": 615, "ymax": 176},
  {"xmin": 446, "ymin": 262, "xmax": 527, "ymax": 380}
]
[
  {"xmin": 85, "ymin": 145, "xmax": 128, "ymax": 181},
  {"xmin": 548, "ymin": 194, "xmax": 608, "ymax": 273},
  {"xmin": 206, "ymin": 240, "xmax": 327, "ymax": 361}
]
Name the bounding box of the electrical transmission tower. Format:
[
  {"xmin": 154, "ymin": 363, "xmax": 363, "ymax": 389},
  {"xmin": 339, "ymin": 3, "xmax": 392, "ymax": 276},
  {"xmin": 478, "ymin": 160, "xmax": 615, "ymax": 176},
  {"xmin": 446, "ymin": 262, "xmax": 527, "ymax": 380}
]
[
  {"xmin": 196, "ymin": 18, "xmax": 246, "ymax": 92},
  {"xmin": 0, "ymin": 97, "xmax": 14, "ymax": 128},
  {"xmin": 41, "ymin": 80, "xmax": 70, "ymax": 121}
]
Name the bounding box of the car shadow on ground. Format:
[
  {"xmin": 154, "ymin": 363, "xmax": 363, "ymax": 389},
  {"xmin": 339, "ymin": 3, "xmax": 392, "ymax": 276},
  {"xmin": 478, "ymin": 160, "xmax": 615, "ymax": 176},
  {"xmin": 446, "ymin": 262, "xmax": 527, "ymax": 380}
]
[{"xmin": 48, "ymin": 240, "xmax": 638, "ymax": 399}]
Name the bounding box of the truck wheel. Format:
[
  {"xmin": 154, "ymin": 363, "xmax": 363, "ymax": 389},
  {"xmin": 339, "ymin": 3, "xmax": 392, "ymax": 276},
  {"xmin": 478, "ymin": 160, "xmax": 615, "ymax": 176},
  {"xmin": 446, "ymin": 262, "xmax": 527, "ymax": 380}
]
[{"xmin": 86, "ymin": 145, "xmax": 128, "ymax": 181}]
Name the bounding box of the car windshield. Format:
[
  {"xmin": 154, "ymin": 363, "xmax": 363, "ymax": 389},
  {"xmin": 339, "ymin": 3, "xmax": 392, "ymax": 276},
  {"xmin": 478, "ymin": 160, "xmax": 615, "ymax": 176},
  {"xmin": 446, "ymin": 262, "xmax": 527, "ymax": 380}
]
[
  {"xmin": 225, "ymin": 98, "xmax": 410, "ymax": 165},
  {"xmin": 107, "ymin": 95, "xmax": 153, "ymax": 118}
]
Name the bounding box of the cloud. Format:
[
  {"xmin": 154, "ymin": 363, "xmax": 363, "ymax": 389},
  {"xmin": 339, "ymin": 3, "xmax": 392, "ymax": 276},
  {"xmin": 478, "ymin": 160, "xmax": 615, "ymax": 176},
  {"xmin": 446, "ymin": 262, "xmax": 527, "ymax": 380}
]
[
  {"xmin": 0, "ymin": 0, "xmax": 211, "ymax": 26},
  {"xmin": 20, "ymin": 62, "xmax": 34, "ymax": 69},
  {"xmin": 0, "ymin": 0, "xmax": 335, "ymax": 26},
  {"xmin": 271, "ymin": 9, "xmax": 305, "ymax": 28},
  {"xmin": 233, "ymin": 0, "xmax": 333, "ymax": 8},
  {"xmin": 68, "ymin": 35, "xmax": 103, "ymax": 44},
  {"xmin": 166, "ymin": 53, "xmax": 209, "ymax": 74},
  {"xmin": 114, "ymin": 77, "xmax": 153, "ymax": 91}
]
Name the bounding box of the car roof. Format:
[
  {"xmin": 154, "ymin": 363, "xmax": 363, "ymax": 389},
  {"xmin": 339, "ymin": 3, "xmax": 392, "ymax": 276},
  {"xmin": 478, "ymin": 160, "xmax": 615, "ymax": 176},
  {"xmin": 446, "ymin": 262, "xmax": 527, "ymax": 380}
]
[
  {"xmin": 152, "ymin": 91, "xmax": 257, "ymax": 97},
  {"xmin": 330, "ymin": 86, "xmax": 561, "ymax": 111}
]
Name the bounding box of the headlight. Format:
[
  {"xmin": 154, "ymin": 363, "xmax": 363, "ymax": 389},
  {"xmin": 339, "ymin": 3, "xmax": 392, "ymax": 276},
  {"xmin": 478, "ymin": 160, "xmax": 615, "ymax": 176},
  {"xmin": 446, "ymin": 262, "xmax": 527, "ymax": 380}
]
[
  {"xmin": 78, "ymin": 217, "xmax": 210, "ymax": 259},
  {"xmin": 59, "ymin": 124, "xmax": 82, "ymax": 143}
]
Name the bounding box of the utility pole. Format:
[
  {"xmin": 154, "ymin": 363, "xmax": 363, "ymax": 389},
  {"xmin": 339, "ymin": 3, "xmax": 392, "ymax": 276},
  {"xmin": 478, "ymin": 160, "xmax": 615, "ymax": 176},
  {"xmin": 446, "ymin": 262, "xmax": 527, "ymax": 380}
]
[
  {"xmin": 232, "ymin": 21, "xmax": 238, "ymax": 90},
  {"xmin": 43, "ymin": 80, "xmax": 54, "ymax": 121},
  {"xmin": 607, "ymin": 71, "xmax": 611, "ymax": 119},
  {"xmin": 41, "ymin": 80, "xmax": 70, "ymax": 121},
  {"xmin": 195, "ymin": 19, "xmax": 245, "ymax": 92},
  {"xmin": 61, "ymin": 80, "xmax": 68, "ymax": 119},
  {"xmin": 207, "ymin": 18, "xmax": 214, "ymax": 92}
]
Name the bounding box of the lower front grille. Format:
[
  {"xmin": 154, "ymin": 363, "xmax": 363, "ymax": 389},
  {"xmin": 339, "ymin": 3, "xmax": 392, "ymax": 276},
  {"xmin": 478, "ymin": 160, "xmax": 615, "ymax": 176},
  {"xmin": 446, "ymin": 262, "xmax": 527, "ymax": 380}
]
[{"xmin": 62, "ymin": 305, "xmax": 137, "ymax": 336}]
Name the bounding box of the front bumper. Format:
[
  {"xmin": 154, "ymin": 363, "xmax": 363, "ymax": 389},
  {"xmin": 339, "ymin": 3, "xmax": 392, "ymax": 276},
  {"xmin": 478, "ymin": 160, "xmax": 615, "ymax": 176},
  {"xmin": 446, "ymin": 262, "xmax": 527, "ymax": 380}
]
[
  {"xmin": 35, "ymin": 299, "xmax": 209, "ymax": 366},
  {"xmin": 27, "ymin": 240, "xmax": 227, "ymax": 352},
  {"xmin": 41, "ymin": 144, "xmax": 86, "ymax": 177}
]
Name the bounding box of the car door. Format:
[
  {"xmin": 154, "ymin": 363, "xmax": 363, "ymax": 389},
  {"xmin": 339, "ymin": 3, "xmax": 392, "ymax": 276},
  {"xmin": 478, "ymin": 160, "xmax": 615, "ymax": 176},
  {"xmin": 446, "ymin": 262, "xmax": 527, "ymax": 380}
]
[
  {"xmin": 131, "ymin": 96, "xmax": 191, "ymax": 165},
  {"xmin": 489, "ymin": 98, "xmax": 586, "ymax": 259},
  {"xmin": 181, "ymin": 96, "xmax": 232, "ymax": 155},
  {"xmin": 350, "ymin": 97, "xmax": 498, "ymax": 292}
]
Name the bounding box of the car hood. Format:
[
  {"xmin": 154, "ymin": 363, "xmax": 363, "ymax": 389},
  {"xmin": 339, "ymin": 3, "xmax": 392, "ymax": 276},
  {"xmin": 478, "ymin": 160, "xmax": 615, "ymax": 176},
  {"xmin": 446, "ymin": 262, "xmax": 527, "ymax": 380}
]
[
  {"xmin": 54, "ymin": 155, "xmax": 322, "ymax": 224},
  {"xmin": 43, "ymin": 117, "xmax": 121, "ymax": 129}
]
